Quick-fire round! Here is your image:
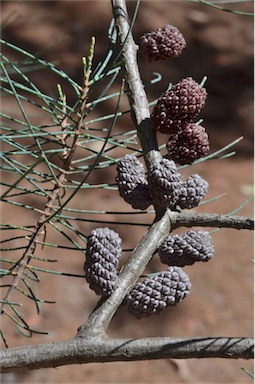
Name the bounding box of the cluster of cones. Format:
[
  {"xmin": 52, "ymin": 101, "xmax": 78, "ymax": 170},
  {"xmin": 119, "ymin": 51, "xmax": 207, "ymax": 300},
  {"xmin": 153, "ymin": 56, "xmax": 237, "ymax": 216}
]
[
  {"xmin": 141, "ymin": 24, "xmax": 210, "ymax": 165},
  {"xmin": 84, "ymin": 24, "xmax": 214, "ymax": 318},
  {"xmin": 84, "ymin": 227, "xmax": 214, "ymax": 319}
]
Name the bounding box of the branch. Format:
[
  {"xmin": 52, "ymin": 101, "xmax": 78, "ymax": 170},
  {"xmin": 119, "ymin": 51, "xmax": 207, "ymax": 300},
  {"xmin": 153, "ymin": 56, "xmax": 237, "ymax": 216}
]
[
  {"xmin": 195, "ymin": 0, "xmax": 253, "ymax": 16},
  {"xmin": 76, "ymin": 210, "xmax": 255, "ymax": 339},
  {"xmin": 171, "ymin": 212, "xmax": 254, "ymax": 230},
  {"xmin": 1, "ymin": 336, "xmax": 253, "ymax": 373},
  {"xmin": 2, "ymin": 0, "xmax": 253, "ymax": 373},
  {"xmin": 76, "ymin": 209, "xmax": 171, "ymax": 337},
  {"xmin": 76, "ymin": 0, "xmax": 254, "ymax": 339},
  {"xmin": 111, "ymin": 0, "xmax": 161, "ymax": 167},
  {"xmin": 0, "ymin": 41, "xmax": 95, "ymax": 327},
  {"xmin": 76, "ymin": 0, "xmax": 169, "ymax": 339}
]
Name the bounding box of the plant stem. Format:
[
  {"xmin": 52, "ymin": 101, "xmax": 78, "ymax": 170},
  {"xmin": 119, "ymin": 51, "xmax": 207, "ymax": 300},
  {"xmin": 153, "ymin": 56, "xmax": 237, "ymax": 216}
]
[
  {"xmin": 76, "ymin": 209, "xmax": 171, "ymax": 337},
  {"xmin": 76, "ymin": 0, "xmax": 254, "ymax": 338},
  {"xmin": 111, "ymin": 0, "xmax": 161, "ymax": 168},
  {"xmin": 172, "ymin": 212, "xmax": 254, "ymax": 230},
  {"xmin": 1, "ymin": 336, "xmax": 253, "ymax": 373}
]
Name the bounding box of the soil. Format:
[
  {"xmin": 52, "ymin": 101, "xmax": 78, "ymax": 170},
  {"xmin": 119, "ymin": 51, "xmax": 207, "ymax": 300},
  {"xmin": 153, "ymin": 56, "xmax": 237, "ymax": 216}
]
[{"xmin": 1, "ymin": 1, "xmax": 254, "ymax": 384}]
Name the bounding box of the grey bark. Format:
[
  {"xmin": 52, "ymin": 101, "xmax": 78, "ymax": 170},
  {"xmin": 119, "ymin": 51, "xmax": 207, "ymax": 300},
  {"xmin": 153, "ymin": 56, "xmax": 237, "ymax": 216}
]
[
  {"xmin": 1, "ymin": 337, "xmax": 253, "ymax": 373},
  {"xmin": 172, "ymin": 212, "xmax": 254, "ymax": 230}
]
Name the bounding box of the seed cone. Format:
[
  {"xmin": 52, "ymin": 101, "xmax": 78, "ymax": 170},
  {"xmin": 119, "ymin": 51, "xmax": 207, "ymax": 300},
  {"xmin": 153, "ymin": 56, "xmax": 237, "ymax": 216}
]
[
  {"xmin": 116, "ymin": 154, "xmax": 152, "ymax": 210},
  {"xmin": 147, "ymin": 158, "xmax": 182, "ymax": 208},
  {"xmin": 84, "ymin": 227, "xmax": 122, "ymax": 296},
  {"xmin": 152, "ymin": 77, "xmax": 207, "ymax": 134},
  {"xmin": 126, "ymin": 266, "xmax": 191, "ymax": 318},
  {"xmin": 159, "ymin": 230, "xmax": 214, "ymax": 267},
  {"xmin": 167, "ymin": 123, "xmax": 209, "ymax": 164},
  {"xmin": 140, "ymin": 24, "xmax": 186, "ymax": 62},
  {"xmin": 178, "ymin": 174, "xmax": 209, "ymax": 209}
]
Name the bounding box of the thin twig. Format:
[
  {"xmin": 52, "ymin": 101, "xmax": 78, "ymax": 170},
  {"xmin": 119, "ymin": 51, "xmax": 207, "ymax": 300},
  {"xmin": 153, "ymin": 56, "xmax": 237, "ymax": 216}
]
[
  {"xmin": 171, "ymin": 212, "xmax": 254, "ymax": 230},
  {"xmin": 0, "ymin": 40, "xmax": 95, "ymax": 324}
]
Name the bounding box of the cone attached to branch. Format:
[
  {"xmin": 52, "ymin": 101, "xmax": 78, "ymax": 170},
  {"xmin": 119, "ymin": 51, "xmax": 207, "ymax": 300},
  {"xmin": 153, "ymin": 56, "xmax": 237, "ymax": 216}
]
[
  {"xmin": 178, "ymin": 174, "xmax": 209, "ymax": 209},
  {"xmin": 152, "ymin": 77, "xmax": 207, "ymax": 134},
  {"xmin": 159, "ymin": 230, "xmax": 214, "ymax": 267},
  {"xmin": 126, "ymin": 266, "xmax": 191, "ymax": 318},
  {"xmin": 147, "ymin": 158, "xmax": 182, "ymax": 208},
  {"xmin": 84, "ymin": 227, "xmax": 122, "ymax": 297},
  {"xmin": 140, "ymin": 24, "xmax": 186, "ymax": 62},
  {"xmin": 116, "ymin": 154, "xmax": 152, "ymax": 210},
  {"xmin": 166, "ymin": 123, "xmax": 210, "ymax": 165}
]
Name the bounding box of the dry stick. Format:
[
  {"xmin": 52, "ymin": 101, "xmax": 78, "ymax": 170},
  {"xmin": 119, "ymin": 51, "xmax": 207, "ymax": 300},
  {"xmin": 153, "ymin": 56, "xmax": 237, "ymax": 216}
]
[
  {"xmin": 0, "ymin": 178, "xmax": 64, "ymax": 320},
  {"xmin": 1, "ymin": 337, "xmax": 253, "ymax": 373},
  {"xmin": 0, "ymin": 44, "xmax": 93, "ymax": 323}
]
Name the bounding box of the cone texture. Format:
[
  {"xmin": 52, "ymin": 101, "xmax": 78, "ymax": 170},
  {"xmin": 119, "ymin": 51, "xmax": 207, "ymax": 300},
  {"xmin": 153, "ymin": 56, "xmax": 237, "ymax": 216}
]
[
  {"xmin": 116, "ymin": 155, "xmax": 152, "ymax": 210},
  {"xmin": 126, "ymin": 266, "xmax": 191, "ymax": 318},
  {"xmin": 84, "ymin": 227, "xmax": 122, "ymax": 296},
  {"xmin": 140, "ymin": 24, "xmax": 186, "ymax": 62},
  {"xmin": 152, "ymin": 77, "xmax": 207, "ymax": 134},
  {"xmin": 159, "ymin": 230, "xmax": 214, "ymax": 267},
  {"xmin": 178, "ymin": 174, "xmax": 209, "ymax": 209},
  {"xmin": 167, "ymin": 123, "xmax": 209, "ymax": 164},
  {"xmin": 147, "ymin": 158, "xmax": 182, "ymax": 208}
]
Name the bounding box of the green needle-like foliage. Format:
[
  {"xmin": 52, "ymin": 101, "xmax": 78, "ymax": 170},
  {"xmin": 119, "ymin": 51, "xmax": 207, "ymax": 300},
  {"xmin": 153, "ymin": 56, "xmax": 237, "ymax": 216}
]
[{"xmin": 0, "ymin": 11, "xmax": 163, "ymax": 346}]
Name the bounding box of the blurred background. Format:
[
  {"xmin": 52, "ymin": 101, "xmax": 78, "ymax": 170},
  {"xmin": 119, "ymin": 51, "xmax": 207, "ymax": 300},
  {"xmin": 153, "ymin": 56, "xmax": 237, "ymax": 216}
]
[{"xmin": 1, "ymin": 0, "xmax": 254, "ymax": 383}]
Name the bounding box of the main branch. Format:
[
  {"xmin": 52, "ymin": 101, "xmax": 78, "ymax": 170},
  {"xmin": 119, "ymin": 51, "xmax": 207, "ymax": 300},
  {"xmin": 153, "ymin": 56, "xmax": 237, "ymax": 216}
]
[
  {"xmin": 111, "ymin": 0, "xmax": 161, "ymax": 167},
  {"xmin": 76, "ymin": 0, "xmax": 169, "ymax": 339},
  {"xmin": 1, "ymin": 337, "xmax": 253, "ymax": 373}
]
